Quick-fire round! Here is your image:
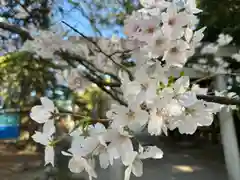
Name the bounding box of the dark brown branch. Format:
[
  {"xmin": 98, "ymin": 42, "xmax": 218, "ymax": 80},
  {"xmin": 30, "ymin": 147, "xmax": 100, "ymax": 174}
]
[
  {"xmin": 0, "ymin": 22, "xmax": 33, "ymax": 40},
  {"xmin": 197, "ymin": 95, "xmax": 240, "ymax": 106},
  {"xmin": 84, "ymin": 73, "xmax": 127, "ymax": 106},
  {"xmin": 57, "ymin": 51, "xmax": 121, "ymax": 86},
  {"xmin": 57, "ymin": 50, "xmax": 120, "ymax": 82},
  {"xmin": 57, "ymin": 51, "xmax": 127, "ymax": 106}
]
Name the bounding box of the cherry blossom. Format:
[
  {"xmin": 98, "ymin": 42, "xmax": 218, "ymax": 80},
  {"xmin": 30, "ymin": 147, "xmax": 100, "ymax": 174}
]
[
  {"xmin": 147, "ymin": 30, "xmax": 171, "ymax": 57},
  {"xmin": 140, "ymin": 0, "xmax": 170, "ymax": 9},
  {"xmin": 107, "ymin": 103, "xmax": 149, "ymax": 130},
  {"xmin": 184, "ymin": 0, "xmax": 202, "ymax": 14},
  {"xmin": 30, "ymin": 97, "xmax": 57, "ymax": 124},
  {"xmin": 32, "ymin": 120, "xmax": 55, "ymax": 166},
  {"xmin": 163, "ymin": 39, "xmax": 190, "ymax": 67},
  {"xmin": 122, "ymin": 145, "xmax": 163, "ymax": 180},
  {"xmin": 62, "ymin": 150, "xmax": 97, "ymax": 180},
  {"xmin": 106, "ymin": 128, "xmax": 134, "ymax": 159},
  {"xmin": 161, "ymin": 4, "xmax": 190, "ymax": 39}
]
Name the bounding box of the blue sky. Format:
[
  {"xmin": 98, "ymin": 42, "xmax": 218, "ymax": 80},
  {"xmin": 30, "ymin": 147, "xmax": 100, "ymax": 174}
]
[{"xmin": 52, "ymin": 0, "xmax": 125, "ymax": 38}]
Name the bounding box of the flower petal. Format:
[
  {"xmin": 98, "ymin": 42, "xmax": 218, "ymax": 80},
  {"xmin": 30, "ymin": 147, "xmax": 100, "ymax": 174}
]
[
  {"xmin": 122, "ymin": 151, "xmax": 137, "ymax": 166},
  {"xmin": 139, "ymin": 146, "xmax": 163, "ymax": 159},
  {"xmin": 132, "ymin": 159, "xmax": 143, "ymax": 177},
  {"xmin": 45, "ymin": 146, "xmax": 54, "ymax": 167},
  {"xmin": 40, "ymin": 97, "xmax": 55, "ymax": 111},
  {"xmin": 124, "ymin": 166, "xmax": 132, "ymax": 180},
  {"xmin": 43, "ymin": 119, "xmax": 55, "ymax": 136},
  {"xmin": 68, "ymin": 157, "xmax": 84, "ymax": 173},
  {"xmin": 32, "ymin": 131, "xmax": 49, "ymax": 146},
  {"xmin": 30, "ymin": 106, "xmax": 49, "ymax": 123}
]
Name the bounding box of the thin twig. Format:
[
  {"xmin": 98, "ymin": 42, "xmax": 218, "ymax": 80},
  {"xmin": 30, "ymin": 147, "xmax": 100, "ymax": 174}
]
[{"xmin": 192, "ymin": 74, "xmax": 215, "ymax": 84}]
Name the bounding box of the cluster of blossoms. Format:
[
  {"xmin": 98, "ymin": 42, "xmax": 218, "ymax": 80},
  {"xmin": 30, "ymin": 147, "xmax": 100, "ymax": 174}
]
[{"xmin": 29, "ymin": 0, "xmax": 230, "ymax": 180}]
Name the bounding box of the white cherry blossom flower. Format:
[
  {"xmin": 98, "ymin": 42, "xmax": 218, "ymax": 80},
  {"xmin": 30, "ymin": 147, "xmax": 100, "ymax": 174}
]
[
  {"xmin": 148, "ymin": 107, "xmax": 169, "ymax": 136},
  {"xmin": 69, "ymin": 128, "xmax": 85, "ymax": 153},
  {"xmin": 184, "ymin": 27, "xmax": 193, "ymax": 43},
  {"xmin": 95, "ymin": 142, "xmax": 120, "ymax": 169},
  {"xmin": 163, "ymin": 40, "xmax": 190, "ymax": 67},
  {"xmin": 147, "ymin": 61, "xmax": 169, "ymax": 84},
  {"xmin": 108, "ymin": 104, "xmax": 149, "ymax": 131},
  {"xmin": 169, "ymin": 101, "xmax": 216, "ymax": 134},
  {"xmin": 65, "ymin": 154, "xmax": 97, "ymax": 180},
  {"xmin": 134, "ymin": 17, "xmax": 161, "ymax": 43},
  {"xmin": 192, "ymin": 27, "xmax": 206, "ymax": 44},
  {"xmin": 32, "ymin": 120, "xmax": 55, "ymax": 166},
  {"xmin": 91, "ymin": 136, "xmax": 120, "ymax": 169},
  {"xmin": 184, "ymin": 0, "xmax": 202, "ymax": 14},
  {"xmin": 187, "ymin": 27, "xmax": 206, "ymax": 56},
  {"xmin": 30, "ymin": 97, "xmax": 57, "ymax": 124},
  {"xmin": 124, "ymin": 18, "xmax": 146, "ymax": 41},
  {"xmin": 161, "ymin": 4, "xmax": 189, "ymax": 39},
  {"xmin": 140, "ymin": 0, "xmax": 170, "ymax": 9},
  {"xmin": 62, "ymin": 137, "xmax": 98, "ymax": 179},
  {"xmin": 147, "ymin": 30, "xmax": 171, "ymax": 57},
  {"xmin": 148, "ymin": 95, "xmax": 174, "ymax": 136},
  {"xmin": 138, "ymin": 145, "xmax": 163, "ymax": 159},
  {"xmin": 138, "ymin": 6, "xmax": 163, "ymax": 17},
  {"xmin": 172, "ymin": 76, "xmax": 190, "ymax": 95},
  {"xmin": 88, "ymin": 123, "xmax": 107, "ymax": 136},
  {"xmin": 178, "ymin": 91, "xmax": 198, "ymax": 107},
  {"xmin": 123, "ymin": 67, "xmax": 158, "ymax": 104},
  {"xmin": 81, "ymin": 124, "xmax": 120, "ymax": 169},
  {"xmin": 106, "ymin": 128, "xmax": 134, "ymax": 159},
  {"xmin": 123, "ymin": 146, "xmax": 163, "ymax": 180}
]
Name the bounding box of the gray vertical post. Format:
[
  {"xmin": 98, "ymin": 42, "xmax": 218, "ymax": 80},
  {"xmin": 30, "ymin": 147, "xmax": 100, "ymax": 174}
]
[{"xmin": 215, "ymin": 75, "xmax": 240, "ymax": 180}]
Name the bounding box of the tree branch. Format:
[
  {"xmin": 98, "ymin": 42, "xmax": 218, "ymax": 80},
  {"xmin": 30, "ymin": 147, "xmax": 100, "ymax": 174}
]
[
  {"xmin": 62, "ymin": 21, "xmax": 134, "ymax": 80},
  {"xmin": 57, "ymin": 50, "xmax": 121, "ymax": 86},
  {"xmin": 197, "ymin": 95, "xmax": 240, "ymax": 106},
  {"xmin": 1, "ymin": 21, "xmax": 240, "ymax": 107},
  {"xmin": 57, "ymin": 51, "xmax": 127, "ymax": 106},
  {"xmin": 0, "ymin": 22, "xmax": 33, "ymax": 40}
]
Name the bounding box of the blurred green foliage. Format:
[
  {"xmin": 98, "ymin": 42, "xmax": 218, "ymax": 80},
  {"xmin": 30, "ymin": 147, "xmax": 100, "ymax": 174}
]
[{"xmin": 0, "ymin": 51, "xmax": 60, "ymax": 108}]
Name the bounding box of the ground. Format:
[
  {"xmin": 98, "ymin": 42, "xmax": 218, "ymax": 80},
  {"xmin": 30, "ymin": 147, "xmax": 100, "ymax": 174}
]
[{"xmin": 0, "ymin": 135, "xmax": 228, "ymax": 180}]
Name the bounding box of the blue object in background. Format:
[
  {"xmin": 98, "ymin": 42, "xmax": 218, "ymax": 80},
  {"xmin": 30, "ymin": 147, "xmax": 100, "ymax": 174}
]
[{"xmin": 0, "ymin": 113, "xmax": 20, "ymax": 139}]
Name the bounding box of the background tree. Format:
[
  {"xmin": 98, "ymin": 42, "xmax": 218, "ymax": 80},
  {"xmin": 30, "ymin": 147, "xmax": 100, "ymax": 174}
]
[{"xmin": 199, "ymin": 0, "xmax": 240, "ymax": 45}]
